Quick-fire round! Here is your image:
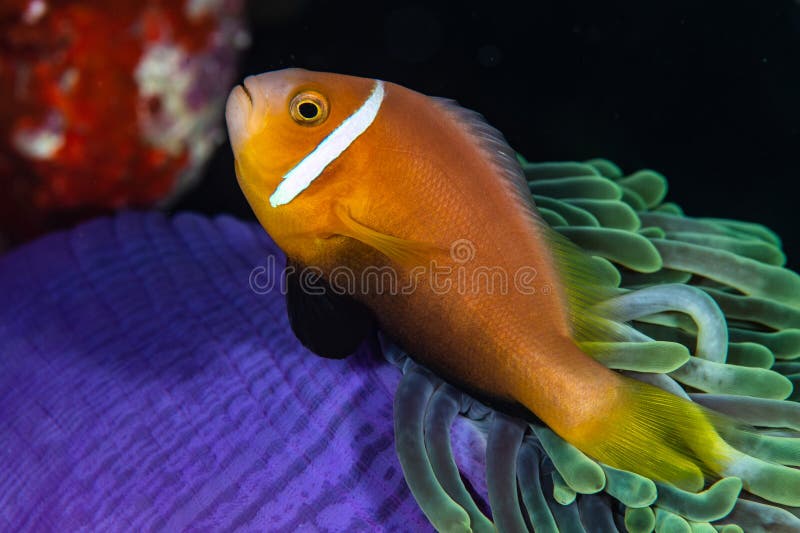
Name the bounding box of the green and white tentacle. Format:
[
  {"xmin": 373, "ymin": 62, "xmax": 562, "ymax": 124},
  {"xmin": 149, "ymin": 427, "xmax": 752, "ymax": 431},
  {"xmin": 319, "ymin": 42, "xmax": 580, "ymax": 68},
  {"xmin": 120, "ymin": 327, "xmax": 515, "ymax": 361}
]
[{"xmin": 383, "ymin": 158, "xmax": 800, "ymax": 532}]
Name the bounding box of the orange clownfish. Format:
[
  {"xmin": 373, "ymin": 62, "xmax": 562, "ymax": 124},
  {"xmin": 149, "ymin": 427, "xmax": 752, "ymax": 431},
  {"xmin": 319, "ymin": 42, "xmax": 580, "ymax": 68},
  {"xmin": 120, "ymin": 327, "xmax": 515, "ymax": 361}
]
[{"xmin": 225, "ymin": 68, "xmax": 799, "ymax": 523}]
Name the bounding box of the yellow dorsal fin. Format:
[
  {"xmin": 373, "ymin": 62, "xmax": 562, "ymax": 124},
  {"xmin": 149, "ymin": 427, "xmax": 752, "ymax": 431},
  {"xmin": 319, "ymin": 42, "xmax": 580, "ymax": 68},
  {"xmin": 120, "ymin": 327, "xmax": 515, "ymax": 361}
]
[{"xmin": 538, "ymin": 225, "xmax": 626, "ymax": 342}]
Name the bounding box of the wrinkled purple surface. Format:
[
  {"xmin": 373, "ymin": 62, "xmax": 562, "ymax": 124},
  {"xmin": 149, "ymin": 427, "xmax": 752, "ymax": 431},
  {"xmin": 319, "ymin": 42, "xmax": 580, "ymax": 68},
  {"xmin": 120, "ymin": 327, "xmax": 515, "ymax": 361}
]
[{"xmin": 0, "ymin": 212, "xmax": 488, "ymax": 532}]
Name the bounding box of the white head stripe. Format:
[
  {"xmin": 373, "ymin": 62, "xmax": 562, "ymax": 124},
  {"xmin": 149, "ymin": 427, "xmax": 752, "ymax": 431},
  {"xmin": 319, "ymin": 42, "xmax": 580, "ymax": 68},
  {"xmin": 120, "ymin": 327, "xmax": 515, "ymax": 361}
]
[{"xmin": 269, "ymin": 80, "xmax": 385, "ymax": 207}]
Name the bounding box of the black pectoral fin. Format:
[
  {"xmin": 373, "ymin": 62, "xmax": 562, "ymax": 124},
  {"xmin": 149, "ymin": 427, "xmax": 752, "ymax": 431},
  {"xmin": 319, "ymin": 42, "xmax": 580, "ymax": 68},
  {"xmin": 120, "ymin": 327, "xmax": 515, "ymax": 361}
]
[{"xmin": 285, "ymin": 261, "xmax": 375, "ymax": 359}]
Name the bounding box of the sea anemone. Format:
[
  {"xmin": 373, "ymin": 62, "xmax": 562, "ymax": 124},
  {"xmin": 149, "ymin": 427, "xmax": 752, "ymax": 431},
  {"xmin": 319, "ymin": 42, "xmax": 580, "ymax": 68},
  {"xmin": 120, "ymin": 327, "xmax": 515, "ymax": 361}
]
[{"xmin": 1, "ymin": 158, "xmax": 797, "ymax": 532}]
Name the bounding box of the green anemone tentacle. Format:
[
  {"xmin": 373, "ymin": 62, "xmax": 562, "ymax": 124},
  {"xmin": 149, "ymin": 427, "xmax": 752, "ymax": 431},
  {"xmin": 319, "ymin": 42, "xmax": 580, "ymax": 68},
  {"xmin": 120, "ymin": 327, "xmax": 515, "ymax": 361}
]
[
  {"xmin": 393, "ymin": 367, "xmax": 471, "ymax": 532},
  {"xmin": 529, "ymin": 176, "xmax": 622, "ymax": 200},
  {"xmin": 654, "ymin": 478, "xmax": 742, "ymax": 522},
  {"xmin": 655, "ymin": 508, "xmax": 693, "ymax": 533},
  {"xmin": 601, "ymin": 464, "xmax": 658, "ymax": 508},
  {"xmin": 518, "ymin": 441, "xmax": 561, "ymax": 533},
  {"xmin": 564, "ymin": 199, "xmax": 640, "ymax": 231},
  {"xmin": 486, "ymin": 413, "xmax": 529, "ymax": 533},
  {"xmin": 519, "ymin": 158, "xmax": 800, "ymax": 532},
  {"xmin": 533, "ymin": 195, "xmax": 601, "ymax": 226},
  {"xmin": 532, "ymin": 425, "xmax": 606, "ymax": 495},
  {"xmin": 424, "ymin": 384, "xmax": 494, "ymax": 533},
  {"xmin": 616, "ymin": 170, "xmax": 668, "ymax": 208},
  {"xmin": 626, "ymin": 506, "xmax": 657, "ymax": 533}
]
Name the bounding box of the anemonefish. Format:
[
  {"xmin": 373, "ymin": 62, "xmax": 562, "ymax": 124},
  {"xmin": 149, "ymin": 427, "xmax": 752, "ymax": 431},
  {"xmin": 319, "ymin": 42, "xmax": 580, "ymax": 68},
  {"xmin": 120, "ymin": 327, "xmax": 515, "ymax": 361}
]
[{"xmin": 224, "ymin": 68, "xmax": 764, "ymax": 495}]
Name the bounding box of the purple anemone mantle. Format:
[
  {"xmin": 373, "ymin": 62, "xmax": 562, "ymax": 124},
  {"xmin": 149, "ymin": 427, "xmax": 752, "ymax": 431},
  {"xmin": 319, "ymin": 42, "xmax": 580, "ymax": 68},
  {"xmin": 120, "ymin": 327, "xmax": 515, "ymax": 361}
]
[{"xmin": 0, "ymin": 212, "xmax": 488, "ymax": 532}]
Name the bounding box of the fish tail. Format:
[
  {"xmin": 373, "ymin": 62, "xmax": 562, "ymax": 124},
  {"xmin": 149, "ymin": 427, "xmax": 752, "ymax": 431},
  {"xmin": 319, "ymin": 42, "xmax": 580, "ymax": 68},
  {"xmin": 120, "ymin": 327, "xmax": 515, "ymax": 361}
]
[
  {"xmin": 512, "ymin": 342, "xmax": 736, "ymax": 492},
  {"xmin": 565, "ymin": 374, "xmax": 731, "ymax": 491},
  {"xmin": 560, "ymin": 371, "xmax": 800, "ymax": 508}
]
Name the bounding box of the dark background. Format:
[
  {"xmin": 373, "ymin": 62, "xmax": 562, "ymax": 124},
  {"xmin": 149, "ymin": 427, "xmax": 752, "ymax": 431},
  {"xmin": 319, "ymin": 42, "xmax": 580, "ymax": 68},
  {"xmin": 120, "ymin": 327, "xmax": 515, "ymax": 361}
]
[{"xmin": 176, "ymin": 0, "xmax": 800, "ymax": 270}]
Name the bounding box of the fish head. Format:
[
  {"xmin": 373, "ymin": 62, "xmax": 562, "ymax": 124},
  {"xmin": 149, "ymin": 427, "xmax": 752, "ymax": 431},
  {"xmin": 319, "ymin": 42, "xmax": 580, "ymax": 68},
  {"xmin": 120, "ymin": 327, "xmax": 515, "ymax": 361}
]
[{"xmin": 225, "ymin": 68, "xmax": 386, "ymax": 257}]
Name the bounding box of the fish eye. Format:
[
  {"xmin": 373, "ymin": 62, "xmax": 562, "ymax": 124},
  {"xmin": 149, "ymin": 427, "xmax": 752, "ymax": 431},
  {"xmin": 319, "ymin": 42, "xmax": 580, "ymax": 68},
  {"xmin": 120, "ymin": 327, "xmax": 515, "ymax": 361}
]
[{"xmin": 289, "ymin": 91, "xmax": 329, "ymax": 126}]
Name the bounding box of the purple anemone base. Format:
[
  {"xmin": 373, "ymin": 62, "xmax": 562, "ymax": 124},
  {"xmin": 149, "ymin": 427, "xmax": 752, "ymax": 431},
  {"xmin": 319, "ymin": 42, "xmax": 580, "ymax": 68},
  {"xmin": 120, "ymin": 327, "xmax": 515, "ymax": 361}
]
[{"xmin": 0, "ymin": 212, "xmax": 489, "ymax": 532}]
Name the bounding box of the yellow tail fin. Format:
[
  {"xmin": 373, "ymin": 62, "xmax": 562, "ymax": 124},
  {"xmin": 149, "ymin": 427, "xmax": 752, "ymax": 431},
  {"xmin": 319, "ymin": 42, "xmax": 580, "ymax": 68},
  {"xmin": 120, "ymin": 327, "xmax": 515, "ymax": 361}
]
[{"xmin": 569, "ymin": 376, "xmax": 732, "ymax": 491}]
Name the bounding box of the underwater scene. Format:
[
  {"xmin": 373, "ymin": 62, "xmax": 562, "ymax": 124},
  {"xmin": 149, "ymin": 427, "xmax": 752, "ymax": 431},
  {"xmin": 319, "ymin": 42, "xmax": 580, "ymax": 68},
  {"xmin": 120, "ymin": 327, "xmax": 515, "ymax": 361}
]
[{"xmin": 2, "ymin": 1, "xmax": 800, "ymax": 532}]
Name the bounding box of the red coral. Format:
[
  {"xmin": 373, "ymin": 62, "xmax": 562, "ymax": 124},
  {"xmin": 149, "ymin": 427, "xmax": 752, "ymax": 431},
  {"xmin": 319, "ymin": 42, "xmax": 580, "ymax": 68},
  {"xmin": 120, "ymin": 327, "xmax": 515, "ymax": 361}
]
[{"xmin": 0, "ymin": 0, "xmax": 241, "ymax": 245}]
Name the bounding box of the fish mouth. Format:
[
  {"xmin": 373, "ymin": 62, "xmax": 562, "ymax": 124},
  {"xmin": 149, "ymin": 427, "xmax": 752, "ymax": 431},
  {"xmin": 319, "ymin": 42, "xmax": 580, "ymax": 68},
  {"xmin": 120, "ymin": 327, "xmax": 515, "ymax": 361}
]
[
  {"xmin": 240, "ymin": 82, "xmax": 253, "ymax": 105},
  {"xmin": 225, "ymin": 83, "xmax": 255, "ymax": 155}
]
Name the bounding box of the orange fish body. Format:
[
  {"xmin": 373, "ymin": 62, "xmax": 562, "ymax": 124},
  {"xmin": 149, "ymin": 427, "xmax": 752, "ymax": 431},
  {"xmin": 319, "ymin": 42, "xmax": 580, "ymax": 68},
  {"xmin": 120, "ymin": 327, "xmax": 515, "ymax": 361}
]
[
  {"xmin": 229, "ymin": 69, "xmax": 620, "ymax": 445},
  {"xmin": 225, "ymin": 68, "xmax": 765, "ymax": 493}
]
